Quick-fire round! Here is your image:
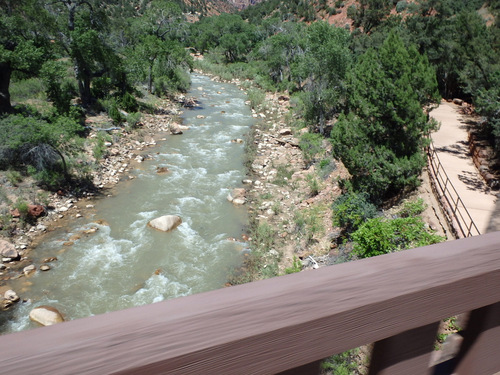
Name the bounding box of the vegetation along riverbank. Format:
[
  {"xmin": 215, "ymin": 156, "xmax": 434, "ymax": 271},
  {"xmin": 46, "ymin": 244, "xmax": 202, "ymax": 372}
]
[{"xmin": 2, "ymin": 0, "xmax": 500, "ymax": 372}]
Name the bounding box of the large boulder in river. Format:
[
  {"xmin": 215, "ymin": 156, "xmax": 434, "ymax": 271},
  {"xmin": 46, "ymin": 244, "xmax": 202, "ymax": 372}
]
[
  {"xmin": 0, "ymin": 240, "xmax": 19, "ymax": 259},
  {"xmin": 148, "ymin": 215, "xmax": 182, "ymax": 232},
  {"xmin": 170, "ymin": 123, "xmax": 183, "ymax": 135},
  {"xmin": 227, "ymin": 188, "xmax": 246, "ymax": 205},
  {"xmin": 29, "ymin": 306, "xmax": 64, "ymax": 326}
]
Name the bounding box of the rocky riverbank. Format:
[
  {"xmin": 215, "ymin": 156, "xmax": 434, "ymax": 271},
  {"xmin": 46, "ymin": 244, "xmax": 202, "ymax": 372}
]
[{"xmin": 0, "ymin": 95, "xmax": 186, "ymax": 312}]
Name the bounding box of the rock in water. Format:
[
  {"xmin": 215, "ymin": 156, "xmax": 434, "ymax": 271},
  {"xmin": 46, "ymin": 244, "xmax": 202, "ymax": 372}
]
[
  {"xmin": 148, "ymin": 215, "xmax": 182, "ymax": 232},
  {"xmin": 29, "ymin": 306, "xmax": 64, "ymax": 326},
  {"xmin": 227, "ymin": 188, "xmax": 246, "ymax": 205}
]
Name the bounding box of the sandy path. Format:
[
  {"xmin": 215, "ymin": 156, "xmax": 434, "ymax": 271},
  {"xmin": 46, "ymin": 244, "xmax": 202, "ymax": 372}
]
[{"xmin": 430, "ymin": 101, "xmax": 498, "ymax": 234}]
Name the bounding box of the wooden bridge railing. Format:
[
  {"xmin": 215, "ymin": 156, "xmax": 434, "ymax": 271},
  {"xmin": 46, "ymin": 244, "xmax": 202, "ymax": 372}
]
[{"xmin": 0, "ymin": 232, "xmax": 499, "ymax": 374}]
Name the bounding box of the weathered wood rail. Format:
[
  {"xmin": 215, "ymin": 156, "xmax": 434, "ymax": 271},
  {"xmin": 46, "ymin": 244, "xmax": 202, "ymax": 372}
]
[{"xmin": 0, "ymin": 232, "xmax": 499, "ymax": 374}]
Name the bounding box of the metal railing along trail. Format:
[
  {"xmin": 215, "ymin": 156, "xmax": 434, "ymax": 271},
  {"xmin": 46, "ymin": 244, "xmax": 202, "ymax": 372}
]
[{"xmin": 426, "ymin": 140, "xmax": 481, "ymax": 238}]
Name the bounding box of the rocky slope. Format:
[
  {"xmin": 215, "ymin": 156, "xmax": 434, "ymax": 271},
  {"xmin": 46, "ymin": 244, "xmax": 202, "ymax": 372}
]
[
  {"xmin": 183, "ymin": 0, "xmax": 237, "ymax": 15},
  {"xmin": 228, "ymin": 0, "xmax": 264, "ymax": 10}
]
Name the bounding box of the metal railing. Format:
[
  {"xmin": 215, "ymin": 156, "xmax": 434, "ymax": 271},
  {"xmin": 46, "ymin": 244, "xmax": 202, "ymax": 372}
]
[
  {"xmin": 0, "ymin": 232, "xmax": 499, "ymax": 374},
  {"xmin": 426, "ymin": 141, "xmax": 481, "ymax": 238}
]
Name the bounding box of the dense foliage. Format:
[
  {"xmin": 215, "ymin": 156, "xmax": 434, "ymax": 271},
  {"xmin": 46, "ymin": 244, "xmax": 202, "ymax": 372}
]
[
  {"xmin": 331, "ymin": 31, "xmax": 439, "ymax": 202},
  {"xmin": 2, "ymin": 0, "xmax": 499, "ymax": 206},
  {"xmin": 0, "ymin": 0, "xmax": 195, "ymax": 188}
]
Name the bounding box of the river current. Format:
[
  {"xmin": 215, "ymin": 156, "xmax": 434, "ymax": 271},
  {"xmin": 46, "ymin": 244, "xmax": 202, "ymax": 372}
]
[{"xmin": 2, "ymin": 74, "xmax": 253, "ymax": 333}]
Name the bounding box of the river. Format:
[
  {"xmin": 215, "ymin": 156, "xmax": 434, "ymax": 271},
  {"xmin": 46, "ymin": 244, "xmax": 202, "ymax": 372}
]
[{"xmin": 1, "ymin": 74, "xmax": 254, "ymax": 333}]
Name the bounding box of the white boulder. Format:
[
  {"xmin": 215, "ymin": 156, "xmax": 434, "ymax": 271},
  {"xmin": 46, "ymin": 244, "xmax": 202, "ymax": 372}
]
[
  {"xmin": 29, "ymin": 306, "xmax": 64, "ymax": 326},
  {"xmin": 148, "ymin": 215, "xmax": 182, "ymax": 232}
]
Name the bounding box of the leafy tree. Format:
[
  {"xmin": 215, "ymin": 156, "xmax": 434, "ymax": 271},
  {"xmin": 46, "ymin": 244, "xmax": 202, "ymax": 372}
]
[
  {"xmin": 332, "ymin": 31, "xmax": 439, "ymax": 202},
  {"xmin": 40, "ymin": 60, "xmax": 77, "ymax": 115},
  {"xmin": 296, "ymin": 22, "xmax": 352, "ymax": 134},
  {"xmin": 190, "ymin": 14, "xmax": 259, "ymax": 63},
  {"xmin": 255, "ymin": 23, "xmax": 306, "ymax": 89},
  {"xmin": 352, "ymin": 0, "xmax": 392, "ymax": 33},
  {"xmin": 0, "ymin": 0, "xmax": 51, "ymax": 114},
  {"xmin": 45, "ymin": 0, "xmax": 128, "ymax": 106}
]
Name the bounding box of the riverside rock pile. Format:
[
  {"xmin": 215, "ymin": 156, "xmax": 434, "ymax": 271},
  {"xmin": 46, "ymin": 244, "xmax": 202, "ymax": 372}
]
[{"xmin": 205, "ymin": 70, "xmax": 349, "ymax": 273}]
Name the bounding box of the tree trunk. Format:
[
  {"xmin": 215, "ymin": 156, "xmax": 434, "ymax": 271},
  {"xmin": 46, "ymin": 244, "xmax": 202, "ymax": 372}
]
[
  {"xmin": 148, "ymin": 63, "xmax": 153, "ymax": 93},
  {"xmin": 75, "ymin": 62, "xmax": 92, "ymax": 107},
  {"xmin": 0, "ymin": 62, "xmax": 12, "ymax": 114}
]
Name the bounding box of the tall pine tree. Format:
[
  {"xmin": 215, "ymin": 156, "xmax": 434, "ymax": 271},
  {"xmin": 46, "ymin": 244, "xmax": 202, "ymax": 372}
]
[{"xmin": 332, "ymin": 31, "xmax": 440, "ymax": 202}]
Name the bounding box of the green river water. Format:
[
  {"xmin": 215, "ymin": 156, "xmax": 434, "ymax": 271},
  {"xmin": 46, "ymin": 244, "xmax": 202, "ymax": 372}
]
[{"xmin": 2, "ymin": 74, "xmax": 254, "ymax": 333}]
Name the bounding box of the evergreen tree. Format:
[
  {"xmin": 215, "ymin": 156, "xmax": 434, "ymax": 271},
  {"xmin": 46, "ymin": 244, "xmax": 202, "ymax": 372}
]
[{"xmin": 332, "ymin": 31, "xmax": 439, "ymax": 202}]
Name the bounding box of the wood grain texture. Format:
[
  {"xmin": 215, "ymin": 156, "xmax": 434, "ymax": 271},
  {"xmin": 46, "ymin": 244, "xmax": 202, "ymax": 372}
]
[{"xmin": 0, "ymin": 232, "xmax": 499, "ymax": 374}]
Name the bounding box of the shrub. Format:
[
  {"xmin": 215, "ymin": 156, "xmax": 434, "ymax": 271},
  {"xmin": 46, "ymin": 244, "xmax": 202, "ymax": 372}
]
[
  {"xmin": 6, "ymin": 170, "xmax": 23, "ymax": 186},
  {"xmin": 284, "ymin": 256, "xmax": 302, "ymax": 274},
  {"xmin": 120, "ymin": 92, "xmax": 139, "ymax": 113},
  {"xmin": 396, "ymin": 1, "xmax": 408, "ymax": 13},
  {"xmin": 107, "ymin": 101, "xmax": 124, "ymax": 124},
  {"xmin": 126, "ymin": 112, "xmax": 142, "ymax": 129},
  {"xmin": 299, "ymin": 132, "xmax": 323, "ymax": 166},
  {"xmin": 9, "ymin": 78, "xmax": 46, "ymax": 102},
  {"xmin": 247, "ymin": 88, "xmax": 266, "ymax": 109},
  {"xmin": 398, "ymin": 198, "xmax": 426, "ymax": 218},
  {"xmin": 352, "ymin": 216, "xmax": 444, "ymax": 259},
  {"xmin": 13, "ymin": 198, "xmax": 29, "ymax": 221},
  {"xmin": 0, "ymin": 114, "xmax": 82, "ymax": 176},
  {"xmin": 332, "ymin": 191, "xmax": 378, "ymax": 234},
  {"xmin": 306, "ymin": 174, "xmax": 320, "ymax": 197}
]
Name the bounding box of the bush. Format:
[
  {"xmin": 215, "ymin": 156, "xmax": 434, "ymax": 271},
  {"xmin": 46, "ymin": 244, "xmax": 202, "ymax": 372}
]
[
  {"xmin": 0, "ymin": 114, "xmax": 82, "ymax": 176},
  {"xmin": 299, "ymin": 132, "xmax": 323, "ymax": 166},
  {"xmin": 120, "ymin": 92, "xmax": 139, "ymax": 113},
  {"xmin": 306, "ymin": 174, "xmax": 320, "ymax": 196},
  {"xmin": 332, "ymin": 191, "xmax": 378, "ymax": 233},
  {"xmin": 398, "ymin": 198, "xmax": 426, "ymax": 218},
  {"xmin": 6, "ymin": 170, "xmax": 23, "ymax": 186},
  {"xmin": 396, "ymin": 1, "xmax": 408, "ymax": 12},
  {"xmin": 107, "ymin": 101, "xmax": 124, "ymax": 124},
  {"xmin": 352, "ymin": 216, "xmax": 444, "ymax": 258},
  {"xmin": 9, "ymin": 78, "xmax": 46, "ymax": 102},
  {"xmin": 247, "ymin": 88, "xmax": 266, "ymax": 109},
  {"xmin": 284, "ymin": 256, "xmax": 302, "ymax": 274},
  {"xmin": 13, "ymin": 198, "xmax": 29, "ymax": 221},
  {"xmin": 126, "ymin": 112, "xmax": 142, "ymax": 129}
]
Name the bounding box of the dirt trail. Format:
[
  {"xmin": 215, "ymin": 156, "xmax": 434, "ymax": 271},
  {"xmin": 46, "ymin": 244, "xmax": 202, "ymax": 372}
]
[{"xmin": 430, "ymin": 101, "xmax": 498, "ymax": 235}]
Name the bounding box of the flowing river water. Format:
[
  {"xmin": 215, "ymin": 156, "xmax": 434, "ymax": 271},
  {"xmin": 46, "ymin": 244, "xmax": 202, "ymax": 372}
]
[{"xmin": 2, "ymin": 74, "xmax": 254, "ymax": 333}]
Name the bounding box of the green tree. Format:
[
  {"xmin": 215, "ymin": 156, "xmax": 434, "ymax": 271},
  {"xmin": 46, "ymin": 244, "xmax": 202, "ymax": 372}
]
[
  {"xmin": 352, "ymin": 0, "xmax": 392, "ymax": 33},
  {"xmin": 0, "ymin": 0, "xmax": 50, "ymax": 114},
  {"xmin": 332, "ymin": 31, "xmax": 439, "ymax": 202},
  {"xmin": 255, "ymin": 23, "xmax": 306, "ymax": 89},
  {"xmin": 296, "ymin": 22, "xmax": 352, "ymax": 134},
  {"xmin": 45, "ymin": 0, "xmax": 127, "ymax": 106}
]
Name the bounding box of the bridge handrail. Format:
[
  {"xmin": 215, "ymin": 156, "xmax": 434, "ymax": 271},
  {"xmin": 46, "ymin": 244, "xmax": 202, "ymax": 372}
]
[{"xmin": 0, "ymin": 232, "xmax": 499, "ymax": 374}]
